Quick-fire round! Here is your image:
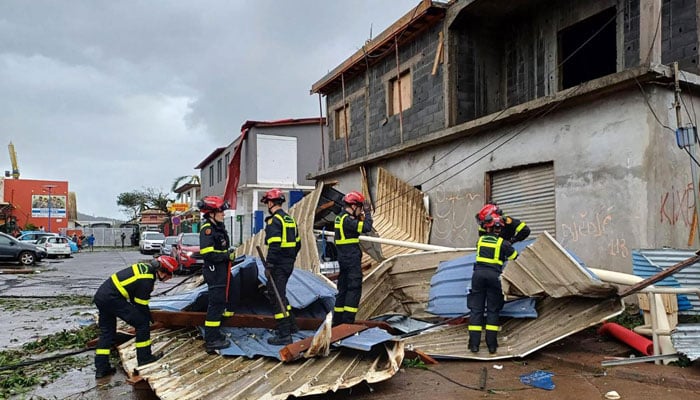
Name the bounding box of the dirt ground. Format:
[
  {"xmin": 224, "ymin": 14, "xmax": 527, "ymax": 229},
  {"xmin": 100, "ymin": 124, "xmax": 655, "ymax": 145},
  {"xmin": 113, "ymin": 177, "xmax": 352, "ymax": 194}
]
[{"xmin": 2, "ymin": 250, "xmax": 700, "ymax": 400}]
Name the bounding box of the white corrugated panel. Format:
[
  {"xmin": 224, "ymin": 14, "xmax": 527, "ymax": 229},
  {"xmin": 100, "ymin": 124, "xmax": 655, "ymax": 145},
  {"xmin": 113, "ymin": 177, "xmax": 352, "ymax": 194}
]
[{"xmin": 491, "ymin": 163, "xmax": 555, "ymax": 237}]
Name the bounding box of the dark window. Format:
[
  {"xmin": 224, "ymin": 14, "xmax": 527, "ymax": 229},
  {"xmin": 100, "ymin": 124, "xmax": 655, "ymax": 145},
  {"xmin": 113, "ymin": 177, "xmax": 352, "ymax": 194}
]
[
  {"xmin": 217, "ymin": 159, "xmax": 222, "ymax": 183},
  {"xmin": 224, "ymin": 152, "xmax": 230, "ymax": 178},
  {"xmin": 559, "ymin": 7, "xmax": 617, "ymax": 89},
  {"xmin": 209, "ymin": 166, "xmax": 214, "ymax": 187}
]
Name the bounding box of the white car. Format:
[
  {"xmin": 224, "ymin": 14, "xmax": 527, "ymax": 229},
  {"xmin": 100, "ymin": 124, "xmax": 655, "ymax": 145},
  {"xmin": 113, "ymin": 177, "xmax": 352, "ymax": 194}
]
[
  {"xmin": 35, "ymin": 236, "xmax": 72, "ymax": 258},
  {"xmin": 140, "ymin": 231, "xmax": 165, "ymax": 254}
]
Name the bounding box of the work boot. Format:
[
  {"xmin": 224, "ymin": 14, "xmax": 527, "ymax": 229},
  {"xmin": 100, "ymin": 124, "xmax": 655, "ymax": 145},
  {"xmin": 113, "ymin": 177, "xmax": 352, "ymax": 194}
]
[
  {"xmin": 95, "ymin": 366, "xmax": 117, "ymax": 379},
  {"xmin": 137, "ymin": 352, "xmax": 163, "ymax": 367},
  {"xmin": 205, "ymin": 338, "xmax": 231, "ymax": 352},
  {"xmin": 267, "ymin": 333, "xmax": 292, "ymax": 346},
  {"xmin": 468, "ymin": 330, "xmax": 481, "ymax": 353},
  {"xmin": 485, "ymin": 330, "xmax": 498, "ymax": 354}
]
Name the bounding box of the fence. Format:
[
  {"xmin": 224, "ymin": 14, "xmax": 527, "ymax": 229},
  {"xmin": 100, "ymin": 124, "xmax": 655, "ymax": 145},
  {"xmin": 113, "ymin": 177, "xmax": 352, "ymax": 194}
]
[{"xmin": 59, "ymin": 227, "xmax": 135, "ymax": 247}]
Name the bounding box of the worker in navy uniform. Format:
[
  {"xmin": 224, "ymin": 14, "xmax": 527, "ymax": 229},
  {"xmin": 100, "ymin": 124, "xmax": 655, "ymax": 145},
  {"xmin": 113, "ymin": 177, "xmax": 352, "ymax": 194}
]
[
  {"xmin": 261, "ymin": 188, "xmax": 301, "ymax": 345},
  {"xmin": 198, "ymin": 196, "xmax": 235, "ymax": 352},
  {"xmin": 468, "ymin": 215, "xmax": 518, "ymax": 354},
  {"xmin": 475, "ymin": 202, "xmax": 530, "ymax": 243},
  {"xmin": 93, "ymin": 255, "xmax": 177, "ymax": 378},
  {"xmin": 332, "ymin": 191, "xmax": 373, "ymax": 326}
]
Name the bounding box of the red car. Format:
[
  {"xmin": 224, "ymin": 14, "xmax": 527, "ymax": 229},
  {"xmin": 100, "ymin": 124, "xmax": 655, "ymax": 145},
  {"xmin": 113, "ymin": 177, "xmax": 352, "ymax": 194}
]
[{"xmin": 173, "ymin": 233, "xmax": 204, "ymax": 273}]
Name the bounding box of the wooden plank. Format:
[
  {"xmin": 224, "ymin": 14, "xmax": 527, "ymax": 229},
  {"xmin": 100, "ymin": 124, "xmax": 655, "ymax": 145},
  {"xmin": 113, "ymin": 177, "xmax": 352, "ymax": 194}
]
[
  {"xmin": 149, "ymin": 310, "xmax": 397, "ymax": 333},
  {"xmin": 404, "ymin": 348, "xmax": 438, "ymax": 365},
  {"xmin": 431, "ymin": 31, "xmax": 444, "ymax": 76},
  {"xmin": 279, "ymin": 324, "xmax": 368, "ymax": 362},
  {"xmin": 618, "ymin": 254, "xmax": 700, "ymax": 297}
]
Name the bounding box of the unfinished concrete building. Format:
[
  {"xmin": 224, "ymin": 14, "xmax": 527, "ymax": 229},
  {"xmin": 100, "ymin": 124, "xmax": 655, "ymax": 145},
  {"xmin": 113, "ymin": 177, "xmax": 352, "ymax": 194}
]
[{"xmin": 311, "ymin": 0, "xmax": 700, "ymax": 273}]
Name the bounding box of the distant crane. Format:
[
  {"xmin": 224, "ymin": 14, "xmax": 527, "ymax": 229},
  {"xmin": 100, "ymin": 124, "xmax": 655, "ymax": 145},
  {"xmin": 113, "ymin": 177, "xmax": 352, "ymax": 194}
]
[{"xmin": 8, "ymin": 142, "xmax": 19, "ymax": 179}]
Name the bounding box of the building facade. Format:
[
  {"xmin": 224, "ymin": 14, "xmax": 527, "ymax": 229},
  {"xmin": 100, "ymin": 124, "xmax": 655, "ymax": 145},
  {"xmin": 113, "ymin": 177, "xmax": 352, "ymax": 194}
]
[
  {"xmin": 2, "ymin": 178, "xmax": 70, "ymax": 233},
  {"xmin": 311, "ymin": 0, "xmax": 700, "ymax": 273}
]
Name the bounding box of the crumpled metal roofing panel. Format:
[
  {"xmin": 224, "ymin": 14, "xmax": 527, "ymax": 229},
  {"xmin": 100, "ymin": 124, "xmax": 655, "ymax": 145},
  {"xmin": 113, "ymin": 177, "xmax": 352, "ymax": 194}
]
[
  {"xmin": 118, "ymin": 329, "xmax": 404, "ymax": 400},
  {"xmin": 501, "ymin": 231, "xmax": 618, "ymax": 298},
  {"xmin": 670, "ymin": 323, "xmax": 700, "ymax": 361},
  {"xmin": 634, "ymin": 249, "xmax": 700, "ymax": 314}
]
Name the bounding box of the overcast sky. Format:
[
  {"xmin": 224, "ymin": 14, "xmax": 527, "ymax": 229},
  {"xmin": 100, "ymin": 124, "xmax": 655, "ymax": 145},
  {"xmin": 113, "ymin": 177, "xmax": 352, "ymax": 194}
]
[{"xmin": 0, "ymin": 0, "xmax": 418, "ymax": 219}]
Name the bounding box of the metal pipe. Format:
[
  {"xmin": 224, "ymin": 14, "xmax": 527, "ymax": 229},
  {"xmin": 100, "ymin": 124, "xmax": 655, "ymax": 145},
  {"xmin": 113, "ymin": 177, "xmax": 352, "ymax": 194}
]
[{"xmin": 313, "ymin": 229, "xmax": 474, "ymax": 252}]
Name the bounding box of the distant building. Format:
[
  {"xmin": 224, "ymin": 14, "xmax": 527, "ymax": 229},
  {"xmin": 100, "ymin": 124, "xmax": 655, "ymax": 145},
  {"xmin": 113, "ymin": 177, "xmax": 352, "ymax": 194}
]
[
  {"xmin": 2, "ymin": 177, "xmax": 69, "ymax": 233},
  {"xmin": 139, "ymin": 209, "xmax": 167, "ymax": 232}
]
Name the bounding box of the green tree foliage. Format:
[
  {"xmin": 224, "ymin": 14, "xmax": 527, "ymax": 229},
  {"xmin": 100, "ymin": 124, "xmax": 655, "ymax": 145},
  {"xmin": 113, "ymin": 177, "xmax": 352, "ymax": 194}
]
[{"xmin": 117, "ymin": 191, "xmax": 148, "ymax": 222}]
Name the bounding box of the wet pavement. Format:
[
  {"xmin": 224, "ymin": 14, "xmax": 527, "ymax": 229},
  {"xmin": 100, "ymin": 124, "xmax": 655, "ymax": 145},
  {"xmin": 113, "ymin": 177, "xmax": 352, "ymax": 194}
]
[{"xmin": 1, "ymin": 249, "xmax": 699, "ymax": 399}]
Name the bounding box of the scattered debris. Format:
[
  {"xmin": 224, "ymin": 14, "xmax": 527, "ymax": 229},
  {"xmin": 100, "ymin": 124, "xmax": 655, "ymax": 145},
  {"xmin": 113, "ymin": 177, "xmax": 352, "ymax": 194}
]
[
  {"xmin": 519, "ymin": 370, "xmax": 555, "ymax": 390},
  {"xmin": 605, "ymin": 390, "xmax": 621, "ymax": 399},
  {"xmin": 493, "ymin": 364, "xmax": 503, "ymax": 370}
]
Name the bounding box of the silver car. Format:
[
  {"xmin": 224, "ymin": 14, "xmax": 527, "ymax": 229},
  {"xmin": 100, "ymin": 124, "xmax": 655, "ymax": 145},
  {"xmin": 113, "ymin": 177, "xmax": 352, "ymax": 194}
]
[{"xmin": 160, "ymin": 236, "xmax": 179, "ymax": 256}]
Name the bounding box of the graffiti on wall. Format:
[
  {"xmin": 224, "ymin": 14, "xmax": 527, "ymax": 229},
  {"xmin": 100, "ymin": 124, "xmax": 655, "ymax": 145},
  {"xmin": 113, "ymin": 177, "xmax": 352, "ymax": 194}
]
[
  {"xmin": 431, "ymin": 185, "xmax": 481, "ymax": 245},
  {"xmin": 560, "ymin": 205, "xmax": 628, "ymax": 258},
  {"xmin": 659, "ymin": 182, "xmax": 695, "ymax": 227}
]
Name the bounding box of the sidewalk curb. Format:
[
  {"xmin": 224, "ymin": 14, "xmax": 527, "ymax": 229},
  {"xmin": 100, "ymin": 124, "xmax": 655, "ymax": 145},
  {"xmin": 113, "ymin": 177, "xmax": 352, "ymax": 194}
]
[{"xmin": 537, "ymin": 351, "xmax": 700, "ymax": 391}]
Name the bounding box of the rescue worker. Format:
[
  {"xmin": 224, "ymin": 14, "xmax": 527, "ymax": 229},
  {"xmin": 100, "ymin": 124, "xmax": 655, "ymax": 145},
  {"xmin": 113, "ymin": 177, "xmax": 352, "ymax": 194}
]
[
  {"xmin": 198, "ymin": 196, "xmax": 235, "ymax": 352},
  {"xmin": 475, "ymin": 202, "xmax": 530, "ymax": 243},
  {"xmin": 332, "ymin": 191, "xmax": 373, "ymax": 326},
  {"xmin": 93, "ymin": 255, "xmax": 177, "ymax": 378},
  {"xmin": 468, "ymin": 215, "xmax": 518, "ymax": 354},
  {"xmin": 261, "ymin": 188, "xmax": 301, "ymax": 345}
]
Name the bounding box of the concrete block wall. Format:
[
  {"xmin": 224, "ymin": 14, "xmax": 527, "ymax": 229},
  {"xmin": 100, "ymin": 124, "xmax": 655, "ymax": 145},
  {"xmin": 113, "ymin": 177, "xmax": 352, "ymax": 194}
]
[
  {"xmin": 661, "ymin": 0, "xmax": 698, "ymax": 70},
  {"xmin": 326, "ymin": 23, "xmax": 445, "ymax": 167}
]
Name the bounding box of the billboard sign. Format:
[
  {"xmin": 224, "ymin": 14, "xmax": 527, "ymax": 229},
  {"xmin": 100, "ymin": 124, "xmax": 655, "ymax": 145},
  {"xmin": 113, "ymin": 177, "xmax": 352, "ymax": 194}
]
[{"xmin": 31, "ymin": 195, "xmax": 67, "ymax": 218}]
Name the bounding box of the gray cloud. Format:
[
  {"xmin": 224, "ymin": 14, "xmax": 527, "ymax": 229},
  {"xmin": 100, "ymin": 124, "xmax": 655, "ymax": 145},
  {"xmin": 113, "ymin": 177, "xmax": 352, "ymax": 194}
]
[{"xmin": 0, "ymin": 0, "xmax": 417, "ymax": 218}]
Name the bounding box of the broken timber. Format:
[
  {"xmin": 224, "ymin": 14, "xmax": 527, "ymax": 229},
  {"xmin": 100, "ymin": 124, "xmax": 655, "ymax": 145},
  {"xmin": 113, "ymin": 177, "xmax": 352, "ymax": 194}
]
[
  {"xmin": 150, "ymin": 310, "xmax": 397, "ymax": 333},
  {"xmin": 618, "ymin": 253, "xmax": 700, "ymax": 297},
  {"xmin": 279, "ymin": 323, "xmax": 367, "ymax": 362}
]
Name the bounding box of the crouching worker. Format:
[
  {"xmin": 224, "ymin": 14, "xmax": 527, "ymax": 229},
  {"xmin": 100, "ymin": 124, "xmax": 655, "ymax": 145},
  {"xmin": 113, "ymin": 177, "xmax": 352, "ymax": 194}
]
[
  {"xmin": 468, "ymin": 215, "xmax": 518, "ymax": 354},
  {"xmin": 93, "ymin": 255, "xmax": 177, "ymax": 378}
]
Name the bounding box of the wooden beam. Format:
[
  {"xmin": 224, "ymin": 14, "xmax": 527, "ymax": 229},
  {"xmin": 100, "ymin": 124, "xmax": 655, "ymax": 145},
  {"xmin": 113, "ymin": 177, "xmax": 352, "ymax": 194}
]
[
  {"xmin": 431, "ymin": 31, "xmax": 444, "ymax": 76},
  {"xmin": 149, "ymin": 310, "xmax": 398, "ymax": 333},
  {"xmin": 279, "ymin": 324, "xmax": 368, "ymax": 362},
  {"xmin": 618, "ymin": 253, "xmax": 700, "ymax": 297}
]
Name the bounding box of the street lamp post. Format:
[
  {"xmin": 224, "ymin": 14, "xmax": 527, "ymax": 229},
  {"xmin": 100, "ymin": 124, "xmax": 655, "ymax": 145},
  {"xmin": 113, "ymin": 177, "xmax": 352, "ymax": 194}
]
[{"xmin": 43, "ymin": 185, "xmax": 57, "ymax": 233}]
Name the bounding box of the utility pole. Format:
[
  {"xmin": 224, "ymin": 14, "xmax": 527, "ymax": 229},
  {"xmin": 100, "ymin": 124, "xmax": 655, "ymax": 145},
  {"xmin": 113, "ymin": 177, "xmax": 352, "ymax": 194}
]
[
  {"xmin": 673, "ymin": 62, "xmax": 700, "ymax": 243},
  {"xmin": 43, "ymin": 184, "xmax": 57, "ymax": 233}
]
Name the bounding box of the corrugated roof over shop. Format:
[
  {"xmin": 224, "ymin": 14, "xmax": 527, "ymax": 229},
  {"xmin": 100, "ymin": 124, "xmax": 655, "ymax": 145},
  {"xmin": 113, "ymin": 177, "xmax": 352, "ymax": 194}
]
[{"xmin": 633, "ymin": 249, "xmax": 700, "ymax": 315}]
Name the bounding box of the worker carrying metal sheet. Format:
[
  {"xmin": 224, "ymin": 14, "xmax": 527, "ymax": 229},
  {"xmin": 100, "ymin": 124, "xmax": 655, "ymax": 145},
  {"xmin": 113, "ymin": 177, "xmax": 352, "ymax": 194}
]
[
  {"xmin": 262, "ymin": 188, "xmax": 301, "ymax": 345},
  {"xmin": 468, "ymin": 215, "xmax": 518, "ymax": 354},
  {"xmin": 93, "ymin": 255, "xmax": 177, "ymax": 378},
  {"xmin": 332, "ymin": 191, "xmax": 373, "ymax": 326}
]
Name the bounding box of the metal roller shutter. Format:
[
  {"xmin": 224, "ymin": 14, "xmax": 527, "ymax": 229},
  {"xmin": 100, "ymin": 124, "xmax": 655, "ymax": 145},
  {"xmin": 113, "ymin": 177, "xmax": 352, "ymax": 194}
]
[{"xmin": 490, "ymin": 163, "xmax": 555, "ymax": 237}]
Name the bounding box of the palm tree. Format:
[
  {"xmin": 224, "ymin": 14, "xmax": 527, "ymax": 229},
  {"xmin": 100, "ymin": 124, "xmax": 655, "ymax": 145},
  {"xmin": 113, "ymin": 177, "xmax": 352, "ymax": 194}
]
[{"xmin": 171, "ymin": 175, "xmax": 200, "ymax": 193}]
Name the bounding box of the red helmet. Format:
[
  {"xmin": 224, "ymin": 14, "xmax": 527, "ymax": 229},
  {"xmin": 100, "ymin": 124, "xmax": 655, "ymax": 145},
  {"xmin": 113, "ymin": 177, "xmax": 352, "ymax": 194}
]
[
  {"xmin": 343, "ymin": 191, "xmax": 365, "ymax": 206},
  {"xmin": 197, "ymin": 196, "xmax": 229, "ymax": 213},
  {"xmin": 152, "ymin": 255, "xmax": 178, "ymax": 274},
  {"xmin": 482, "ymin": 215, "xmax": 503, "ymax": 229},
  {"xmin": 261, "ymin": 188, "xmax": 285, "ymax": 204},
  {"xmin": 476, "ymin": 204, "xmax": 499, "ymax": 223}
]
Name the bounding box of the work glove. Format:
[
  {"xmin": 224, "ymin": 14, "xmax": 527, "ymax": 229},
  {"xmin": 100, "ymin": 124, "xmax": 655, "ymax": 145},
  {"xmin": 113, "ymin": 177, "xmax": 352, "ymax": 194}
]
[{"xmin": 228, "ymin": 247, "xmax": 237, "ymax": 261}]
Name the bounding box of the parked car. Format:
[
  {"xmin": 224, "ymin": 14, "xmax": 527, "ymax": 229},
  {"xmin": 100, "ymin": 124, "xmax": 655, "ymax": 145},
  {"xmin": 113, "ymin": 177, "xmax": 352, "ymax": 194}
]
[
  {"xmin": 18, "ymin": 231, "xmax": 58, "ymax": 244},
  {"xmin": 139, "ymin": 231, "xmax": 165, "ymax": 254},
  {"xmin": 160, "ymin": 236, "xmax": 178, "ymax": 256},
  {"xmin": 0, "ymin": 232, "xmax": 45, "ymax": 266},
  {"xmin": 35, "ymin": 236, "xmax": 72, "ymax": 258},
  {"xmin": 173, "ymin": 232, "xmax": 203, "ymax": 273}
]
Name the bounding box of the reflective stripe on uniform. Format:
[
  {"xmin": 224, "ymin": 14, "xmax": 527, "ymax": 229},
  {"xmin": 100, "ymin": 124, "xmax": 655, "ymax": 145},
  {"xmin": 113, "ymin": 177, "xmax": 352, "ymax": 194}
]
[
  {"xmin": 475, "ymin": 236, "xmax": 504, "ymax": 266},
  {"xmin": 111, "ymin": 263, "xmax": 154, "ymax": 300},
  {"xmin": 485, "ymin": 324, "xmax": 500, "ymax": 331},
  {"xmin": 135, "ymin": 339, "xmax": 151, "ymax": 348},
  {"xmin": 334, "ymin": 306, "xmax": 344, "ymax": 312},
  {"xmin": 515, "ymin": 221, "xmax": 526, "ymax": 234},
  {"xmin": 205, "ymin": 320, "xmax": 221, "ymax": 327},
  {"xmin": 274, "ymin": 312, "xmax": 286, "ymax": 319},
  {"xmin": 134, "ymin": 297, "xmax": 149, "ymax": 306},
  {"xmin": 95, "ymin": 348, "xmax": 110, "ymax": 355},
  {"xmin": 343, "ymin": 306, "xmax": 358, "ymax": 313},
  {"xmin": 222, "ymin": 311, "xmax": 234, "ymax": 317},
  {"xmin": 201, "ymin": 246, "xmax": 226, "ymax": 254},
  {"xmin": 334, "ymin": 214, "xmax": 359, "ymax": 245},
  {"xmin": 468, "ymin": 325, "xmax": 483, "ymax": 331},
  {"xmin": 266, "ymin": 214, "xmax": 298, "ymax": 248}
]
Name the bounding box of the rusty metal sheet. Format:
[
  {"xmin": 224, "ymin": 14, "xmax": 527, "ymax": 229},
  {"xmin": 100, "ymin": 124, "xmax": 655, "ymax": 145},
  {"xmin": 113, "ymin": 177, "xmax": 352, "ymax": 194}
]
[
  {"xmin": 501, "ymin": 231, "xmax": 618, "ymax": 298},
  {"xmin": 118, "ymin": 328, "xmax": 403, "ymax": 400}
]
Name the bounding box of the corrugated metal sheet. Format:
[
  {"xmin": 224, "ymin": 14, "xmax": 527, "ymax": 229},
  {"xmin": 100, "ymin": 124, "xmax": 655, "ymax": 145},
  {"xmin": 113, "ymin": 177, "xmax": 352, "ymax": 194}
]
[
  {"xmin": 372, "ymin": 167, "xmax": 432, "ymax": 261},
  {"xmin": 631, "ymin": 250, "xmax": 693, "ymax": 311},
  {"xmin": 502, "ymin": 231, "xmax": 618, "ymax": 298},
  {"xmin": 238, "ymin": 184, "xmax": 323, "ymax": 274},
  {"xmin": 360, "ymin": 233, "xmax": 623, "ymax": 360},
  {"xmin": 670, "ymin": 324, "xmax": 700, "ymax": 361},
  {"xmin": 119, "ymin": 329, "xmax": 404, "ymax": 400},
  {"xmin": 491, "ymin": 163, "xmax": 556, "ymax": 237},
  {"xmin": 634, "ymin": 249, "xmax": 700, "ymax": 315}
]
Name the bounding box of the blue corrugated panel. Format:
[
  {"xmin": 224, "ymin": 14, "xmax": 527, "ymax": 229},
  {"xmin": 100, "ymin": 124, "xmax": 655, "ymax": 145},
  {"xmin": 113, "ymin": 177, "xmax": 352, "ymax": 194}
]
[
  {"xmin": 671, "ymin": 323, "xmax": 700, "ymax": 361},
  {"xmin": 632, "ymin": 250, "xmax": 694, "ymax": 312},
  {"xmin": 215, "ymin": 327, "xmax": 314, "ymax": 359},
  {"xmin": 426, "ymin": 240, "xmax": 537, "ymax": 318},
  {"xmin": 334, "ymin": 328, "xmax": 397, "ymax": 352}
]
